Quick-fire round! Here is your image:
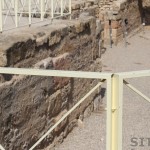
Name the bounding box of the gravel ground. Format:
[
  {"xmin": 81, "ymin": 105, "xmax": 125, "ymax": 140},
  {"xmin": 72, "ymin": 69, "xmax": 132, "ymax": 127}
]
[{"xmin": 54, "ymin": 29, "xmax": 150, "ymax": 150}]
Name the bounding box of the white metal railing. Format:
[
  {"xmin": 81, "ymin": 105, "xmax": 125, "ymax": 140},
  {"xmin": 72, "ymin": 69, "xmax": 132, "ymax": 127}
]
[
  {"xmin": 0, "ymin": 68, "xmax": 149, "ymax": 150},
  {"xmin": 0, "ymin": 145, "xmax": 5, "ymax": 150},
  {"xmin": 0, "ymin": 0, "xmax": 71, "ymax": 32},
  {"xmin": 0, "ymin": 67, "xmax": 112, "ymax": 150}
]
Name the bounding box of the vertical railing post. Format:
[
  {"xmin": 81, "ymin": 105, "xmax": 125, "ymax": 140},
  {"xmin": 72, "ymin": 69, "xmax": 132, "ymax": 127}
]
[
  {"xmin": 15, "ymin": 0, "xmax": 18, "ymax": 27},
  {"xmin": 40, "ymin": 0, "xmax": 44, "ymax": 21},
  {"xmin": 0, "ymin": 0, "xmax": 2, "ymax": 32},
  {"xmin": 69, "ymin": 0, "xmax": 71, "ymax": 19},
  {"xmin": 111, "ymin": 74, "xmax": 123, "ymax": 150},
  {"xmin": 0, "ymin": 144, "xmax": 5, "ymax": 150},
  {"xmin": 106, "ymin": 77, "xmax": 112, "ymax": 150},
  {"xmin": 61, "ymin": 0, "xmax": 63, "ymax": 16},
  {"xmin": 29, "ymin": 0, "xmax": 31, "ymax": 26},
  {"xmin": 11, "ymin": 0, "xmax": 14, "ymax": 8},
  {"xmin": 2, "ymin": 0, "xmax": 4, "ymax": 9},
  {"xmin": 51, "ymin": 0, "xmax": 54, "ymax": 19}
]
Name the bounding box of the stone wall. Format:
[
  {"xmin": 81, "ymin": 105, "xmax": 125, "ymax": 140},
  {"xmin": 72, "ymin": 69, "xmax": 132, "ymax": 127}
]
[
  {"xmin": 0, "ymin": 16, "xmax": 103, "ymax": 150},
  {"xmin": 143, "ymin": 0, "xmax": 150, "ymax": 25},
  {"xmin": 99, "ymin": 0, "xmax": 143, "ymax": 45},
  {"xmin": 0, "ymin": 0, "xmax": 148, "ymax": 149},
  {"xmin": 71, "ymin": 0, "xmax": 100, "ymax": 19}
]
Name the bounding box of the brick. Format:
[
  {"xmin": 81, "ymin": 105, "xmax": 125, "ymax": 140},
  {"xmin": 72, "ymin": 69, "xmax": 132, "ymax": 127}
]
[
  {"xmin": 104, "ymin": 28, "xmax": 123, "ymax": 39},
  {"xmin": 104, "ymin": 20, "xmax": 121, "ymax": 29}
]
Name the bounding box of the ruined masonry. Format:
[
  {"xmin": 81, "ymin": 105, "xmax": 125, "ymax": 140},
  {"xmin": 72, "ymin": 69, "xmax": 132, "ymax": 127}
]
[{"xmin": 0, "ymin": 0, "xmax": 149, "ymax": 149}]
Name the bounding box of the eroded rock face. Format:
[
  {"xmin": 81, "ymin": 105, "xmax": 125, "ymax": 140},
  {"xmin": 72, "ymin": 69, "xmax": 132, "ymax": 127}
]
[
  {"xmin": 142, "ymin": 0, "xmax": 150, "ymax": 25},
  {"xmin": 0, "ymin": 16, "xmax": 103, "ymax": 150}
]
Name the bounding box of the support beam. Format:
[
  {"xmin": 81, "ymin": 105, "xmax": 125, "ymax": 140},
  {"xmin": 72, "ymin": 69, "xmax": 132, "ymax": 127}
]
[
  {"xmin": 111, "ymin": 74, "xmax": 123, "ymax": 150},
  {"xmin": 69, "ymin": 0, "xmax": 71, "ymax": 19},
  {"xmin": 29, "ymin": 81, "xmax": 105, "ymax": 150},
  {"xmin": 0, "ymin": 144, "xmax": 5, "ymax": 150},
  {"xmin": 0, "ymin": 67, "xmax": 111, "ymax": 79},
  {"xmin": 51, "ymin": 0, "xmax": 54, "ymax": 18},
  {"xmin": 29, "ymin": 0, "xmax": 31, "ymax": 26},
  {"xmin": 61, "ymin": 0, "xmax": 63, "ymax": 16},
  {"xmin": 124, "ymin": 80, "xmax": 150, "ymax": 103},
  {"xmin": 15, "ymin": 0, "xmax": 18, "ymax": 27},
  {"xmin": 40, "ymin": 0, "xmax": 44, "ymax": 21},
  {"xmin": 0, "ymin": 0, "xmax": 3, "ymax": 32},
  {"xmin": 117, "ymin": 70, "xmax": 150, "ymax": 79},
  {"xmin": 106, "ymin": 77, "xmax": 112, "ymax": 150}
]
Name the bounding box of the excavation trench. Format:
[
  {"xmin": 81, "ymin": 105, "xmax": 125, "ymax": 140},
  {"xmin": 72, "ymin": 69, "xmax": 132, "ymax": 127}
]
[{"xmin": 0, "ymin": 0, "xmax": 149, "ymax": 149}]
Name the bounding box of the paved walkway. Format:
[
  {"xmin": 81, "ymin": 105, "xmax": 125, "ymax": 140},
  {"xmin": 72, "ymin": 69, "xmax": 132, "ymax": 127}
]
[{"xmin": 54, "ymin": 29, "xmax": 150, "ymax": 150}]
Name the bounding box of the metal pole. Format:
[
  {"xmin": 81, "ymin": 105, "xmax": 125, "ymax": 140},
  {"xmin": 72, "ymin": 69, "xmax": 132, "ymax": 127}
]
[
  {"xmin": 99, "ymin": 39, "xmax": 101, "ymax": 58},
  {"xmin": 111, "ymin": 74, "xmax": 123, "ymax": 150},
  {"xmin": 142, "ymin": 12, "xmax": 145, "ymax": 34},
  {"xmin": 51, "ymin": 0, "xmax": 54, "ymax": 19},
  {"xmin": 0, "ymin": 144, "xmax": 5, "ymax": 150},
  {"xmin": 15, "ymin": 0, "xmax": 18, "ymax": 27},
  {"xmin": 11, "ymin": 0, "xmax": 15, "ymax": 8},
  {"xmin": 40, "ymin": 0, "xmax": 44, "ymax": 21},
  {"xmin": 61, "ymin": 0, "xmax": 63, "ymax": 16},
  {"xmin": 69, "ymin": 0, "xmax": 71, "ymax": 19},
  {"xmin": 109, "ymin": 20, "xmax": 112, "ymax": 48},
  {"xmin": 0, "ymin": 0, "xmax": 2, "ymax": 32},
  {"xmin": 106, "ymin": 77, "xmax": 112, "ymax": 150},
  {"xmin": 2, "ymin": 0, "xmax": 4, "ymax": 9},
  {"xmin": 29, "ymin": 0, "xmax": 31, "ymax": 26},
  {"xmin": 142, "ymin": 21, "xmax": 145, "ymax": 34},
  {"xmin": 124, "ymin": 19, "xmax": 128, "ymax": 47}
]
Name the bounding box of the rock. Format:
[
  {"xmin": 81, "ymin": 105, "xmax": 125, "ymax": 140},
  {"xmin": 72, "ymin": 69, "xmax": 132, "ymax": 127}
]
[
  {"xmin": 94, "ymin": 96, "xmax": 102, "ymax": 112},
  {"xmin": 79, "ymin": 12, "xmax": 90, "ymax": 19},
  {"xmin": 47, "ymin": 90, "xmax": 62, "ymax": 117},
  {"xmin": 54, "ymin": 109, "xmax": 68, "ymax": 133},
  {"xmin": 77, "ymin": 119, "xmax": 84, "ymax": 128},
  {"xmin": 84, "ymin": 105, "xmax": 93, "ymax": 118},
  {"xmin": 49, "ymin": 31, "xmax": 61, "ymax": 46}
]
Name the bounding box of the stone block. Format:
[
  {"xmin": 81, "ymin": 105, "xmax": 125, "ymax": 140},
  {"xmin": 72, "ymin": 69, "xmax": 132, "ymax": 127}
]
[
  {"xmin": 49, "ymin": 31, "xmax": 61, "ymax": 46},
  {"xmin": 113, "ymin": 0, "xmax": 127, "ymax": 11},
  {"xmin": 99, "ymin": 13, "xmax": 104, "ymax": 21},
  {"xmin": 0, "ymin": 52, "xmax": 7, "ymax": 67},
  {"xmin": 47, "ymin": 90, "xmax": 62, "ymax": 117},
  {"xmin": 71, "ymin": 3, "xmax": 80, "ymax": 10},
  {"xmin": 54, "ymin": 109, "xmax": 68, "ymax": 133}
]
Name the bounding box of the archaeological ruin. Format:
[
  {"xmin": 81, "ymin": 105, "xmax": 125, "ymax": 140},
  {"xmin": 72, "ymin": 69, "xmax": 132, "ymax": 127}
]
[{"xmin": 0, "ymin": 0, "xmax": 150, "ymax": 150}]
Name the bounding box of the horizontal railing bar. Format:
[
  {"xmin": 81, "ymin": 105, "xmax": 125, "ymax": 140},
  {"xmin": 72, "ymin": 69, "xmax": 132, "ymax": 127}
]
[
  {"xmin": 124, "ymin": 80, "xmax": 150, "ymax": 103},
  {"xmin": 1, "ymin": 0, "xmax": 71, "ymax": 32},
  {"xmin": 13, "ymin": 12, "xmax": 70, "ymax": 14},
  {"xmin": 0, "ymin": 144, "xmax": 5, "ymax": 150},
  {"xmin": 0, "ymin": 67, "xmax": 111, "ymax": 79},
  {"xmin": 29, "ymin": 80, "xmax": 105, "ymax": 150},
  {"xmin": 1, "ymin": 13, "xmax": 71, "ymax": 32},
  {"xmin": 117, "ymin": 70, "xmax": 150, "ymax": 79}
]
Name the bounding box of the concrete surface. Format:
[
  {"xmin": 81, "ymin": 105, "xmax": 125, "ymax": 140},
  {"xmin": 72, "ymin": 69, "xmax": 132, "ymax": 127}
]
[{"xmin": 54, "ymin": 29, "xmax": 150, "ymax": 150}]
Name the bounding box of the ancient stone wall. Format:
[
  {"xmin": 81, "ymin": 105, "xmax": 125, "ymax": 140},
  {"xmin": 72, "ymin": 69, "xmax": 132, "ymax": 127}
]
[
  {"xmin": 0, "ymin": 0, "xmax": 148, "ymax": 149},
  {"xmin": 99, "ymin": 0, "xmax": 143, "ymax": 45},
  {"xmin": 142, "ymin": 0, "xmax": 150, "ymax": 25},
  {"xmin": 0, "ymin": 15, "xmax": 103, "ymax": 150},
  {"xmin": 71, "ymin": 0, "xmax": 100, "ymax": 19}
]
